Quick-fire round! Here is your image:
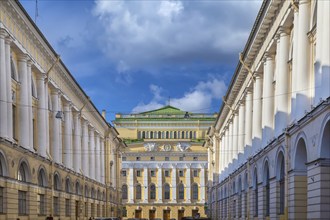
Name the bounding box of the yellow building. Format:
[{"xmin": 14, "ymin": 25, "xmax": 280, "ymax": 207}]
[
  {"xmin": 0, "ymin": 1, "xmax": 123, "ymax": 219},
  {"xmin": 113, "ymin": 106, "xmax": 217, "ymax": 220}
]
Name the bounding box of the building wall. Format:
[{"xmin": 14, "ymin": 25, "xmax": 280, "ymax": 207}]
[
  {"xmin": 0, "ymin": 0, "xmax": 122, "ymax": 219},
  {"xmin": 207, "ymin": 0, "xmax": 330, "ymax": 219}
]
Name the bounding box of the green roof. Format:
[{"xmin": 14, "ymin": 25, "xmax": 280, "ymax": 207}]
[{"xmin": 139, "ymin": 105, "xmax": 187, "ymax": 115}]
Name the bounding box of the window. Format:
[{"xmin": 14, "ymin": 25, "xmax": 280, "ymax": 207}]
[
  {"xmin": 178, "ymin": 184, "xmax": 184, "ymax": 200},
  {"xmin": 18, "ymin": 162, "xmax": 28, "ymax": 182},
  {"xmin": 164, "ymin": 183, "xmax": 170, "ymax": 200},
  {"xmin": 85, "ymin": 185, "xmax": 89, "ymax": 198},
  {"xmin": 65, "ymin": 199, "xmax": 70, "ymax": 216},
  {"xmin": 54, "ymin": 174, "xmax": 60, "ymax": 191},
  {"xmin": 65, "ymin": 178, "xmax": 71, "ymax": 193},
  {"xmin": 192, "ymin": 183, "xmax": 198, "ymax": 200},
  {"xmin": 193, "ymin": 170, "xmax": 198, "ymax": 177},
  {"xmin": 38, "ymin": 169, "xmax": 46, "ymax": 187},
  {"xmin": 150, "ymin": 170, "xmax": 155, "ymax": 177},
  {"xmin": 13, "ymin": 104, "xmax": 18, "ymax": 140},
  {"xmin": 122, "ymin": 207, "xmax": 127, "ymax": 217},
  {"xmin": 179, "ymin": 170, "xmax": 184, "ymax": 177},
  {"xmin": 165, "ymin": 170, "xmax": 170, "ymax": 177},
  {"xmin": 122, "ymin": 170, "xmax": 127, "ymax": 176},
  {"xmin": 253, "ymin": 170, "xmax": 258, "ymax": 217},
  {"xmin": 279, "ymin": 159, "xmax": 285, "ymax": 215},
  {"xmin": 174, "ymin": 131, "xmax": 177, "ymax": 139},
  {"xmin": 18, "ymin": 190, "xmax": 27, "ymax": 215},
  {"xmin": 179, "ymin": 157, "xmax": 184, "ymax": 161},
  {"xmin": 136, "ymin": 170, "xmax": 141, "ymax": 177},
  {"xmin": 122, "ymin": 157, "xmax": 126, "ymax": 161},
  {"xmin": 0, "ymin": 187, "xmax": 4, "ymax": 214},
  {"xmin": 136, "ymin": 157, "xmax": 141, "ymax": 161},
  {"xmin": 150, "ymin": 131, "xmax": 153, "ymax": 139},
  {"xmin": 53, "ymin": 197, "xmax": 59, "ymax": 216},
  {"xmin": 75, "ymin": 182, "xmax": 80, "ymax": 195},
  {"xmin": 158, "ymin": 131, "xmax": 161, "ymax": 139},
  {"xmin": 265, "ymin": 163, "xmax": 270, "ymax": 217},
  {"xmin": 85, "ymin": 202, "xmax": 88, "ymax": 217},
  {"xmin": 150, "ymin": 156, "xmax": 155, "ymax": 161},
  {"xmin": 136, "ymin": 184, "xmax": 141, "ymax": 200},
  {"xmin": 122, "ymin": 185, "xmax": 128, "ymax": 200},
  {"xmin": 142, "ymin": 131, "xmax": 145, "ymax": 139},
  {"xmin": 38, "ymin": 194, "xmax": 45, "ymax": 215},
  {"xmin": 165, "ymin": 157, "xmax": 169, "ymax": 161},
  {"xmin": 193, "ymin": 156, "xmax": 198, "ymax": 161},
  {"xmin": 150, "ymin": 184, "xmax": 156, "ymax": 200}
]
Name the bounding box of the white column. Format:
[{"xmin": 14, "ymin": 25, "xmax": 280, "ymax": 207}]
[
  {"xmin": 82, "ymin": 119, "xmax": 89, "ymax": 176},
  {"xmin": 252, "ymin": 73, "xmax": 263, "ymax": 152},
  {"xmin": 245, "ymin": 89, "xmax": 253, "ymax": 148},
  {"xmin": 89, "ymin": 127, "xmax": 95, "ymax": 180},
  {"xmin": 238, "ymin": 101, "xmax": 245, "ymax": 154},
  {"xmin": 63, "ymin": 102, "xmax": 72, "ymax": 168},
  {"xmin": 296, "ymin": 0, "xmax": 311, "ymax": 120},
  {"xmin": 143, "ymin": 167, "xmax": 148, "ymax": 202},
  {"xmin": 219, "ymin": 137, "xmax": 224, "ymax": 172},
  {"xmin": 171, "ymin": 166, "xmax": 177, "ymax": 202},
  {"xmin": 18, "ymin": 55, "xmax": 30, "ymax": 149},
  {"xmin": 0, "ymin": 30, "xmax": 7, "ymax": 138},
  {"xmin": 186, "ymin": 166, "xmax": 191, "ymax": 202},
  {"xmin": 201, "ymin": 166, "xmax": 206, "ymax": 203},
  {"xmin": 262, "ymin": 54, "xmax": 275, "ymax": 146},
  {"xmin": 214, "ymin": 135, "xmax": 219, "ymax": 174},
  {"xmin": 232, "ymin": 112, "xmax": 238, "ymax": 160},
  {"xmin": 228, "ymin": 120, "xmax": 233, "ymax": 164},
  {"xmin": 73, "ymin": 112, "xmax": 81, "ymax": 172},
  {"xmin": 157, "ymin": 166, "xmax": 163, "ymax": 202},
  {"xmin": 321, "ymin": 0, "xmax": 330, "ymax": 100},
  {"xmin": 225, "ymin": 128, "xmax": 229, "ymax": 168},
  {"xmin": 128, "ymin": 167, "xmax": 134, "ymax": 203},
  {"xmin": 5, "ymin": 37, "xmax": 13, "ymax": 140},
  {"xmin": 95, "ymin": 133, "xmax": 101, "ymax": 181},
  {"xmin": 100, "ymin": 139, "xmax": 105, "ymax": 183},
  {"xmin": 27, "ymin": 60, "xmax": 33, "ymax": 149},
  {"xmin": 291, "ymin": 10, "xmax": 299, "ymax": 121},
  {"xmin": 51, "ymin": 90, "xmax": 61, "ymax": 162},
  {"xmin": 36, "ymin": 73, "xmax": 47, "ymax": 157},
  {"xmin": 275, "ymin": 27, "xmax": 290, "ymax": 137}
]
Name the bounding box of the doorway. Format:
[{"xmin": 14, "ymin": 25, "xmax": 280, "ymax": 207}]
[
  {"xmin": 178, "ymin": 210, "xmax": 184, "ymax": 220},
  {"xmin": 135, "ymin": 210, "xmax": 142, "ymax": 218},
  {"xmin": 149, "ymin": 210, "xmax": 156, "ymax": 220},
  {"xmin": 163, "ymin": 210, "xmax": 170, "ymax": 220}
]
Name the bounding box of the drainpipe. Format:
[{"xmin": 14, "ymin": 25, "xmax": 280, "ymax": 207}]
[{"xmin": 247, "ymin": 158, "xmax": 250, "ymax": 220}]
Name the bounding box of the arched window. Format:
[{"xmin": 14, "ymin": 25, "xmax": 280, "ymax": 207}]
[
  {"xmin": 0, "ymin": 153, "xmax": 7, "ymax": 177},
  {"xmin": 158, "ymin": 131, "xmax": 161, "ymax": 139},
  {"xmin": 18, "ymin": 162, "xmax": 29, "ymax": 182},
  {"xmin": 174, "ymin": 131, "xmax": 177, "ymax": 139},
  {"xmin": 178, "ymin": 183, "xmax": 184, "ymax": 200},
  {"xmin": 192, "ymin": 183, "xmax": 198, "ymax": 200},
  {"xmin": 253, "ymin": 168, "xmax": 258, "ymax": 217},
  {"xmin": 54, "ymin": 173, "xmax": 61, "ymax": 191},
  {"xmin": 65, "ymin": 178, "xmax": 71, "ymax": 193},
  {"xmin": 150, "ymin": 184, "xmax": 156, "ymax": 200},
  {"xmin": 279, "ymin": 156, "xmax": 285, "ymax": 214},
  {"xmin": 166, "ymin": 131, "xmax": 169, "ymax": 139},
  {"xmin": 238, "ymin": 176, "xmax": 242, "ymax": 218},
  {"xmin": 136, "ymin": 184, "xmax": 141, "ymax": 200},
  {"xmin": 75, "ymin": 182, "xmax": 80, "ymax": 195},
  {"xmin": 103, "ymin": 191, "xmax": 106, "ymax": 202},
  {"xmin": 150, "ymin": 131, "xmax": 153, "ymax": 139},
  {"xmin": 164, "ymin": 183, "xmax": 170, "ymax": 200},
  {"xmin": 91, "ymin": 188, "xmax": 95, "ymax": 199},
  {"xmin": 85, "ymin": 185, "xmax": 89, "ymax": 198},
  {"xmin": 97, "ymin": 190, "xmax": 101, "ymax": 200},
  {"xmin": 142, "ymin": 131, "xmax": 145, "ymax": 139},
  {"xmin": 189, "ymin": 131, "xmax": 193, "ymax": 139},
  {"xmin": 264, "ymin": 161, "xmax": 270, "ymax": 217},
  {"xmin": 38, "ymin": 169, "xmax": 47, "ymax": 187},
  {"xmin": 122, "ymin": 185, "xmax": 128, "ymax": 200},
  {"xmin": 181, "ymin": 131, "xmax": 185, "ymax": 139}
]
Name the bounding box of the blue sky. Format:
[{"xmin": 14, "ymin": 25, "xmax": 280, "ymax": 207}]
[{"xmin": 20, "ymin": 0, "xmax": 262, "ymax": 120}]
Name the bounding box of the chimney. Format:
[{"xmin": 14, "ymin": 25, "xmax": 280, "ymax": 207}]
[{"xmin": 102, "ymin": 109, "xmax": 106, "ymax": 119}]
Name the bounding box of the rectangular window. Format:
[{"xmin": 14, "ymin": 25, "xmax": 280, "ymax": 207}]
[
  {"xmin": 165, "ymin": 170, "xmax": 170, "ymax": 177},
  {"xmin": 53, "ymin": 197, "xmax": 59, "ymax": 216},
  {"xmin": 179, "ymin": 170, "xmax": 184, "ymax": 177},
  {"xmin": 85, "ymin": 202, "xmax": 88, "ymax": 217},
  {"xmin": 151, "ymin": 170, "xmax": 155, "ymax": 177},
  {"xmin": 13, "ymin": 105, "xmax": 18, "ymax": 140},
  {"xmin": 193, "ymin": 170, "xmax": 198, "ymax": 177},
  {"xmin": 136, "ymin": 170, "xmax": 141, "ymax": 177},
  {"xmin": 150, "ymin": 156, "xmax": 155, "ymax": 161},
  {"xmin": 0, "ymin": 187, "xmax": 4, "ymax": 214},
  {"xmin": 179, "ymin": 157, "xmax": 184, "ymax": 161},
  {"xmin": 122, "ymin": 156, "xmax": 126, "ymax": 161},
  {"xmin": 38, "ymin": 194, "xmax": 45, "ymax": 215},
  {"xmin": 193, "ymin": 156, "xmax": 198, "ymax": 161},
  {"xmin": 136, "ymin": 157, "xmax": 140, "ymax": 161},
  {"xmin": 165, "ymin": 157, "xmax": 169, "ymax": 161},
  {"xmin": 18, "ymin": 190, "xmax": 27, "ymax": 215},
  {"xmin": 65, "ymin": 199, "xmax": 70, "ymax": 216},
  {"xmin": 122, "ymin": 170, "xmax": 127, "ymax": 176}
]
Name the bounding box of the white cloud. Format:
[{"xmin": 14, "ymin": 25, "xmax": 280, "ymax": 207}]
[{"xmin": 132, "ymin": 76, "xmax": 227, "ymax": 113}]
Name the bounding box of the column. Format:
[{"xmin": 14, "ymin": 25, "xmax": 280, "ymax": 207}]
[
  {"xmin": 157, "ymin": 166, "xmax": 163, "ymax": 202},
  {"xmin": 214, "ymin": 135, "xmax": 219, "ymax": 174},
  {"xmin": 200, "ymin": 166, "xmax": 206, "ymax": 203},
  {"xmin": 275, "ymin": 27, "xmax": 290, "ymax": 137},
  {"xmin": 228, "ymin": 120, "xmax": 233, "ymax": 164},
  {"xmin": 171, "ymin": 165, "xmax": 177, "ymax": 202},
  {"xmin": 51, "ymin": 90, "xmax": 61, "ymax": 162},
  {"xmin": 63, "ymin": 102, "xmax": 72, "ymax": 168},
  {"xmin": 232, "ymin": 112, "xmax": 238, "ymax": 160},
  {"xmin": 244, "ymin": 89, "xmax": 253, "ymax": 148},
  {"xmin": 238, "ymin": 101, "xmax": 245, "ymax": 154},
  {"xmin": 143, "ymin": 167, "xmax": 148, "ymax": 202},
  {"xmin": 0, "ymin": 30, "xmax": 7, "ymax": 138},
  {"xmin": 36, "ymin": 73, "xmax": 47, "ymax": 157},
  {"xmin": 73, "ymin": 112, "xmax": 81, "ymax": 172},
  {"xmin": 5, "ymin": 36, "xmax": 13, "ymax": 140},
  {"xmin": 252, "ymin": 73, "xmax": 263, "ymax": 153},
  {"xmin": 82, "ymin": 119, "xmax": 89, "ymax": 176},
  {"xmin": 89, "ymin": 128, "xmax": 95, "ymax": 180},
  {"xmin": 296, "ymin": 0, "xmax": 311, "ymax": 120},
  {"xmin": 291, "ymin": 9, "xmax": 299, "ymax": 121},
  {"xmin": 225, "ymin": 128, "xmax": 229, "ymax": 168},
  {"xmin": 262, "ymin": 53, "xmax": 275, "ymax": 146},
  {"xmin": 95, "ymin": 133, "xmax": 101, "ymax": 181},
  {"xmin": 18, "ymin": 55, "xmax": 30, "ymax": 149},
  {"xmin": 219, "ymin": 137, "xmax": 224, "ymax": 172},
  {"xmin": 186, "ymin": 166, "xmax": 191, "ymax": 202},
  {"xmin": 100, "ymin": 139, "xmax": 105, "ymax": 183},
  {"xmin": 321, "ymin": 0, "xmax": 330, "ymax": 100},
  {"xmin": 128, "ymin": 167, "xmax": 134, "ymax": 203},
  {"xmin": 27, "ymin": 60, "xmax": 33, "ymax": 149}
]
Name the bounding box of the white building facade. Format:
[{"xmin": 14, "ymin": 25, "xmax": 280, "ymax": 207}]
[{"xmin": 207, "ymin": 0, "xmax": 329, "ymax": 219}]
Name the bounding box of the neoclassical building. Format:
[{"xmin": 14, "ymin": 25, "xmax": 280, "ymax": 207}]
[
  {"xmin": 207, "ymin": 0, "xmax": 329, "ymax": 219},
  {"xmin": 113, "ymin": 106, "xmax": 217, "ymax": 220},
  {"xmin": 0, "ymin": 0, "xmax": 123, "ymax": 219}
]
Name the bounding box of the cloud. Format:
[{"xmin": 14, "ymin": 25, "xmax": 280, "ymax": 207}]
[
  {"xmin": 132, "ymin": 76, "xmax": 227, "ymax": 113},
  {"xmin": 93, "ymin": 0, "xmax": 262, "ymax": 75}
]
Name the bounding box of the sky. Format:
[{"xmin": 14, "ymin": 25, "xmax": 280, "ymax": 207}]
[{"xmin": 20, "ymin": 0, "xmax": 262, "ymax": 121}]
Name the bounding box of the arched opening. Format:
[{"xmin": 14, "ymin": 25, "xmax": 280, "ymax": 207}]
[
  {"xmin": 136, "ymin": 184, "xmax": 141, "ymax": 200},
  {"xmin": 18, "ymin": 161, "xmax": 30, "ymax": 182},
  {"xmin": 320, "ymin": 120, "xmax": 330, "ymax": 159},
  {"xmin": 276, "ymin": 151, "xmax": 285, "ymax": 215},
  {"xmin": 238, "ymin": 176, "xmax": 242, "ymax": 218},
  {"xmin": 150, "ymin": 183, "xmax": 156, "ymax": 200},
  {"xmin": 253, "ymin": 168, "xmax": 258, "ymax": 217},
  {"xmin": 192, "ymin": 183, "xmax": 198, "ymax": 200},
  {"xmin": 38, "ymin": 168, "xmax": 47, "ymax": 187},
  {"xmin": 263, "ymin": 161, "xmax": 270, "ymax": 217},
  {"xmin": 122, "ymin": 185, "xmax": 127, "ymax": 200},
  {"xmin": 54, "ymin": 173, "xmax": 61, "ymax": 191},
  {"xmin": 158, "ymin": 131, "xmax": 161, "ymax": 139},
  {"xmin": 150, "ymin": 131, "xmax": 153, "ymax": 139},
  {"xmin": 181, "ymin": 131, "xmax": 185, "ymax": 139},
  {"xmin": 166, "ymin": 131, "xmax": 169, "ymax": 139},
  {"xmin": 142, "ymin": 131, "xmax": 145, "ymax": 139},
  {"xmin": 174, "ymin": 131, "xmax": 177, "ymax": 139},
  {"xmin": 85, "ymin": 185, "xmax": 89, "ymax": 198},
  {"xmin": 75, "ymin": 181, "xmax": 81, "ymax": 195},
  {"xmin": 0, "ymin": 152, "xmax": 8, "ymax": 177},
  {"xmin": 65, "ymin": 178, "xmax": 71, "ymax": 193},
  {"xmin": 164, "ymin": 183, "xmax": 170, "ymax": 200}
]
